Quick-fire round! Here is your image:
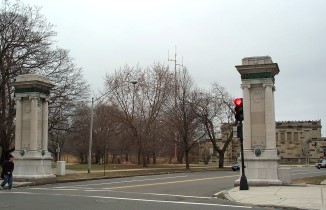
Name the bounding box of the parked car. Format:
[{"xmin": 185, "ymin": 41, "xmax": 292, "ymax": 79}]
[
  {"xmin": 232, "ymin": 162, "xmax": 240, "ymax": 171},
  {"xmin": 315, "ymin": 159, "xmax": 326, "ymax": 169}
]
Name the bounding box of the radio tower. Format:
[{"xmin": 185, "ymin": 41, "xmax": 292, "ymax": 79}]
[{"xmin": 168, "ymin": 46, "xmax": 183, "ymax": 106}]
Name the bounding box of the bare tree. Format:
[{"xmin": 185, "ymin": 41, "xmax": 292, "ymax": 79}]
[
  {"xmin": 0, "ymin": 0, "xmax": 89, "ymax": 161},
  {"xmin": 92, "ymin": 103, "xmax": 122, "ymax": 164},
  {"xmin": 194, "ymin": 82, "xmax": 235, "ymax": 168},
  {"xmin": 164, "ymin": 68, "xmax": 203, "ymax": 169},
  {"xmin": 63, "ymin": 103, "xmax": 90, "ymax": 163},
  {"xmin": 105, "ymin": 63, "xmax": 173, "ymax": 167}
]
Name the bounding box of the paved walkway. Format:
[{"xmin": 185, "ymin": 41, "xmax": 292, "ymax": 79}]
[{"xmin": 222, "ymin": 184, "xmax": 326, "ymax": 210}]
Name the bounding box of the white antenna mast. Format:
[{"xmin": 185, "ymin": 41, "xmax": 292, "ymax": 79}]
[{"xmin": 168, "ymin": 46, "xmax": 184, "ymax": 106}]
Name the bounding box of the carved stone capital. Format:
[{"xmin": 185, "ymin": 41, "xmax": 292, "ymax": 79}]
[
  {"xmin": 241, "ymin": 84, "xmax": 251, "ymax": 89},
  {"xmin": 29, "ymin": 96, "xmax": 40, "ymax": 101},
  {"xmin": 263, "ymin": 83, "xmax": 274, "ymax": 88}
]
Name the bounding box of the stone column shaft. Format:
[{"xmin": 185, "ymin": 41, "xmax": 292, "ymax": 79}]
[
  {"xmin": 15, "ymin": 98, "xmax": 22, "ymax": 150},
  {"xmin": 264, "ymin": 84, "xmax": 276, "ymax": 149},
  {"xmin": 42, "ymin": 99, "xmax": 49, "ymax": 150},
  {"xmin": 242, "ymin": 84, "xmax": 251, "ymax": 149},
  {"xmin": 30, "ymin": 97, "xmax": 38, "ymax": 150}
]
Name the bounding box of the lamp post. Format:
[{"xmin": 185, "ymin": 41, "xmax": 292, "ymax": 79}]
[
  {"xmin": 56, "ymin": 143, "xmax": 60, "ymax": 162},
  {"xmin": 130, "ymin": 80, "xmax": 138, "ymax": 116},
  {"xmin": 88, "ymin": 97, "xmax": 94, "ymax": 173}
]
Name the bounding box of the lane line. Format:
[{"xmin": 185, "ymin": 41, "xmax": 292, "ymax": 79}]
[
  {"xmin": 85, "ymin": 189, "xmax": 211, "ymax": 199},
  {"xmin": 103, "ymin": 175, "xmax": 239, "ymax": 190},
  {"xmin": 9, "ymin": 191, "xmax": 252, "ymax": 209},
  {"xmin": 30, "ymin": 188, "xmax": 79, "ymax": 191},
  {"xmin": 55, "ymin": 175, "xmax": 189, "ymax": 189},
  {"xmin": 292, "ymin": 171, "xmax": 326, "ymax": 176}
]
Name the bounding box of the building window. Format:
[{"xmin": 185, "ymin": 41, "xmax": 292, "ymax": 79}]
[
  {"xmin": 287, "ymin": 132, "xmax": 292, "ymax": 143},
  {"xmin": 294, "ymin": 132, "xmax": 298, "ymax": 141},
  {"xmin": 281, "ymin": 133, "xmax": 285, "ymax": 143}
]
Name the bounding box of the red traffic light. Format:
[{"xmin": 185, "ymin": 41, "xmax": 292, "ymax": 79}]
[
  {"xmin": 233, "ymin": 98, "xmax": 243, "ymax": 107},
  {"xmin": 233, "ymin": 98, "xmax": 244, "ymax": 121}
]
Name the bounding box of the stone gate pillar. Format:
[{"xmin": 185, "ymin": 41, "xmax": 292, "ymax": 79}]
[
  {"xmin": 12, "ymin": 74, "xmax": 55, "ymax": 182},
  {"xmin": 235, "ymin": 56, "xmax": 282, "ymax": 186}
]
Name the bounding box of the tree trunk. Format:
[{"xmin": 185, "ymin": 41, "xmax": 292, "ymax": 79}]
[
  {"xmin": 111, "ymin": 154, "xmax": 116, "ymax": 163},
  {"xmin": 147, "ymin": 154, "xmax": 150, "ymax": 164},
  {"xmin": 185, "ymin": 150, "xmax": 190, "ymax": 169},
  {"xmin": 218, "ymin": 151, "xmax": 225, "ymax": 168},
  {"xmin": 137, "ymin": 150, "xmax": 141, "ymax": 165},
  {"xmin": 125, "ymin": 153, "xmax": 129, "ymax": 161},
  {"xmin": 177, "ymin": 150, "xmax": 183, "ymax": 164},
  {"xmin": 152, "ymin": 151, "xmax": 156, "ymax": 164},
  {"xmin": 142, "ymin": 153, "xmax": 148, "ymax": 167}
]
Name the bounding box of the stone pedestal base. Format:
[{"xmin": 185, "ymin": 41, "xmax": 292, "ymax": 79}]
[
  {"xmin": 12, "ymin": 151, "xmax": 56, "ymax": 184},
  {"xmin": 234, "ymin": 178, "xmax": 282, "ymax": 186},
  {"xmin": 234, "ymin": 149, "xmax": 282, "ymax": 186}
]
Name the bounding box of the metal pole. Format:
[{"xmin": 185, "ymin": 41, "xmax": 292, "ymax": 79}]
[
  {"xmin": 104, "ymin": 138, "xmax": 106, "ymax": 176},
  {"xmin": 132, "ymin": 83, "xmax": 136, "ymax": 116},
  {"xmin": 88, "ymin": 97, "xmax": 94, "ymax": 173},
  {"xmin": 57, "ymin": 143, "xmax": 60, "ymax": 162},
  {"xmin": 238, "ymin": 121, "xmax": 249, "ymax": 190}
]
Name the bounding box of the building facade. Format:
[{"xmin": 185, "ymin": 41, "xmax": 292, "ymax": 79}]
[
  {"xmin": 198, "ymin": 120, "xmax": 326, "ymax": 165},
  {"xmin": 276, "ymin": 120, "xmax": 326, "ymax": 164}
]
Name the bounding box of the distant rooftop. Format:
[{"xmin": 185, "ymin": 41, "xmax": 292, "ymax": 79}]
[{"xmin": 276, "ymin": 120, "xmax": 321, "ymax": 128}]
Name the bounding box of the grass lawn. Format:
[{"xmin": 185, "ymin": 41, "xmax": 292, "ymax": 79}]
[
  {"xmin": 64, "ymin": 163, "xmax": 217, "ymax": 171},
  {"xmin": 292, "ymin": 175, "xmax": 326, "ymax": 185},
  {"xmin": 56, "ymin": 163, "xmax": 326, "ymax": 185},
  {"xmin": 55, "ymin": 163, "xmax": 223, "ymax": 181}
]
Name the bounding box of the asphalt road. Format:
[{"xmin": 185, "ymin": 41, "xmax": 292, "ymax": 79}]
[
  {"xmin": 289, "ymin": 165, "xmax": 326, "ymax": 179},
  {"xmin": 0, "ymin": 166, "xmax": 323, "ymax": 210}
]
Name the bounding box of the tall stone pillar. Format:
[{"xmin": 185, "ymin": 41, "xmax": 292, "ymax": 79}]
[
  {"xmin": 12, "ymin": 74, "xmax": 55, "ymax": 183},
  {"xmin": 235, "ymin": 56, "xmax": 282, "ymax": 186}
]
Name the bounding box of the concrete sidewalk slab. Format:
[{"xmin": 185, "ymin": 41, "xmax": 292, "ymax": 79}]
[{"xmin": 226, "ymin": 185, "xmax": 326, "ymax": 210}]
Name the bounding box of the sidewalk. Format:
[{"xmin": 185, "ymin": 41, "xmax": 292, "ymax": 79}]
[{"xmin": 221, "ymin": 183, "xmax": 326, "ymax": 210}]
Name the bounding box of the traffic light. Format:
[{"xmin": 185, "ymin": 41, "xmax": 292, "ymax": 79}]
[{"xmin": 234, "ymin": 98, "xmax": 244, "ymax": 122}]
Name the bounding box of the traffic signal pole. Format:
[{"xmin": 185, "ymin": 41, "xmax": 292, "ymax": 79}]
[
  {"xmin": 234, "ymin": 98, "xmax": 249, "ymax": 190},
  {"xmin": 238, "ymin": 120, "xmax": 249, "ymax": 190}
]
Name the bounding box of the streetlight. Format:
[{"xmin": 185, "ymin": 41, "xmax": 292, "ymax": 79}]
[
  {"xmin": 88, "ymin": 97, "xmax": 94, "ymax": 173},
  {"xmin": 130, "ymin": 80, "xmax": 137, "ymax": 117},
  {"xmin": 87, "ymin": 79, "xmax": 138, "ymax": 174}
]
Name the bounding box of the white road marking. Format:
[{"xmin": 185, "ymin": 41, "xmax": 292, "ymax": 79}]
[
  {"xmin": 54, "ymin": 175, "xmax": 189, "ymax": 189},
  {"xmin": 30, "ymin": 188, "xmax": 79, "ymax": 191},
  {"xmin": 102, "ymin": 175, "xmax": 239, "ymax": 190},
  {"xmin": 292, "ymin": 171, "xmax": 326, "ymax": 176},
  {"xmin": 9, "ymin": 191, "xmax": 252, "ymax": 208},
  {"xmin": 85, "ymin": 189, "xmax": 211, "ymax": 199}
]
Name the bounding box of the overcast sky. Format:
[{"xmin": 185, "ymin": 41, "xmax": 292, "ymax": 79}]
[{"xmin": 21, "ymin": 0, "xmax": 326, "ymax": 135}]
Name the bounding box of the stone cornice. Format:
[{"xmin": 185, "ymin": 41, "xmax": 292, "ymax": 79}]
[{"xmin": 235, "ymin": 63, "xmax": 280, "ymax": 78}]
